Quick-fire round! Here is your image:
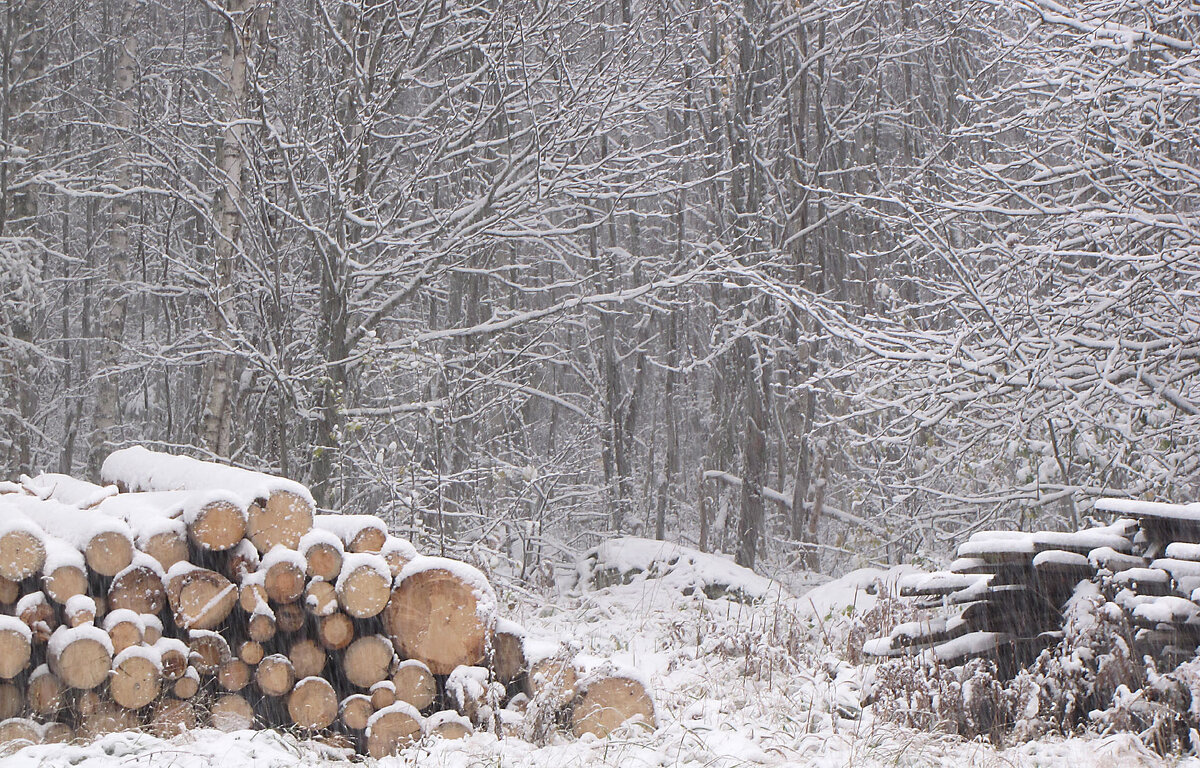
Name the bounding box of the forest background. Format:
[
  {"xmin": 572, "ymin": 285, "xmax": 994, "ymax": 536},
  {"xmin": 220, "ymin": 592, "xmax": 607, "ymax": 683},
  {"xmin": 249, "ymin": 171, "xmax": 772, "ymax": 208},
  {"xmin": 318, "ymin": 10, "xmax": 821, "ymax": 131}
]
[{"xmin": 1, "ymin": 0, "xmax": 1197, "ymax": 585}]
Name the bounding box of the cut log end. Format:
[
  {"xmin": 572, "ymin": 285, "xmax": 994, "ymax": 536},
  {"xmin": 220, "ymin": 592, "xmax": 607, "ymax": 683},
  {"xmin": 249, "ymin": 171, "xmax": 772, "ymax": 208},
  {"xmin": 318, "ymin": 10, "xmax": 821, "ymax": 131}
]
[
  {"xmin": 288, "ymin": 676, "xmax": 338, "ymax": 730},
  {"xmin": 366, "ymin": 705, "xmax": 421, "ymax": 758},
  {"xmin": 247, "ymin": 492, "xmax": 314, "ymax": 553},
  {"xmin": 571, "ymin": 676, "xmax": 656, "ymax": 738},
  {"xmin": 384, "ymin": 567, "xmax": 494, "ymax": 675}
]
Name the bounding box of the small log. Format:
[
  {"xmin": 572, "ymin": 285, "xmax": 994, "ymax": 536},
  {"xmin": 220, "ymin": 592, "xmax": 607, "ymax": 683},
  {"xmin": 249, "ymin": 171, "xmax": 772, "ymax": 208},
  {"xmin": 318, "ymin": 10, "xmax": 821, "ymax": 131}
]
[
  {"xmin": 384, "ymin": 559, "xmax": 496, "ymax": 675},
  {"xmin": 380, "ymin": 537, "xmax": 417, "ymax": 578},
  {"xmin": 42, "ymin": 541, "xmax": 87, "ymax": 605},
  {"xmin": 365, "ymin": 702, "xmax": 422, "ymax": 758},
  {"xmin": 17, "ymin": 592, "xmax": 56, "ymax": 643},
  {"xmin": 48, "ymin": 624, "xmax": 112, "ymax": 690},
  {"xmin": 262, "ymin": 547, "xmax": 306, "ymax": 603},
  {"xmin": 392, "ymin": 659, "xmax": 436, "ymax": 711},
  {"xmin": 84, "ymin": 526, "xmax": 135, "ymax": 578},
  {"xmin": 150, "ymin": 697, "xmax": 197, "ymax": 737},
  {"xmin": 527, "ymin": 656, "xmax": 578, "ymax": 705},
  {"xmin": 108, "ymin": 554, "xmax": 167, "ymax": 615},
  {"xmin": 166, "ymin": 564, "xmax": 237, "ymax": 630},
  {"xmin": 189, "ymin": 630, "xmax": 232, "ymax": 675},
  {"xmin": 218, "ymin": 659, "xmax": 251, "ymax": 692},
  {"xmin": 370, "ymin": 680, "xmax": 396, "ymax": 710},
  {"xmin": 226, "ymin": 540, "xmax": 260, "ymax": 582},
  {"xmin": 155, "ymin": 638, "xmax": 189, "ymax": 681},
  {"xmin": 103, "ymin": 610, "xmax": 144, "ymax": 654},
  {"xmin": 276, "ymin": 602, "xmax": 306, "ymax": 633},
  {"xmin": 304, "ymin": 579, "xmax": 338, "ymax": 617},
  {"xmin": 173, "ymin": 668, "xmax": 200, "ymax": 699},
  {"xmin": 238, "ymin": 640, "xmax": 265, "ymax": 666},
  {"xmin": 0, "ymin": 520, "xmax": 47, "ymax": 581},
  {"xmin": 337, "ymin": 553, "xmax": 391, "ymax": 619},
  {"xmin": 343, "ymin": 634, "xmax": 395, "ymax": 689},
  {"xmin": 0, "ymin": 717, "xmax": 40, "ymax": 749},
  {"xmin": 425, "ymin": 710, "xmax": 472, "ymax": 740},
  {"xmin": 110, "ymin": 647, "xmax": 162, "ymax": 709},
  {"xmin": 247, "ymin": 491, "xmax": 314, "ymax": 553},
  {"xmin": 339, "ymin": 693, "xmax": 374, "ymax": 730},
  {"xmin": 65, "ymin": 595, "xmax": 96, "ymax": 627},
  {"xmin": 570, "ymin": 674, "xmax": 656, "ymax": 737},
  {"xmin": 27, "ymin": 665, "xmax": 64, "ymax": 716},
  {"xmin": 187, "ymin": 499, "xmax": 247, "ymax": 552},
  {"xmin": 492, "ymin": 620, "xmax": 526, "ymax": 685},
  {"xmin": 0, "ymin": 617, "xmax": 31, "ymax": 679},
  {"xmin": 248, "ymin": 605, "xmax": 277, "ymax": 643},
  {"xmin": 139, "ymin": 529, "xmax": 189, "ymax": 572},
  {"xmin": 288, "ymin": 638, "xmax": 327, "ymax": 679},
  {"xmin": 288, "ymin": 676, "xmax": 338, "ymax": 730},
  {"xmin": 318, "ymin": 612, "xmax": 354, "ymax": 650},
  {"xmin": 239, "ymin": 580, "xmax": 269, "ymax": 613},
  {"xmin": 300, "ymin": 530, "xmax": 343, "ymax": 582},
  {"xmin": 314, "ymin": 514, "xmax": 386, "ymax": 554},
  {"xmin": 211, "ymin": 693, "xmax": 255, "ymax": 731},
  {"xmin": 40, "ymin": 721, "xmax": 74, "ymax": 744},
  {"xmin": 141, "ymin": 614, "xmax": 162, "ymax": 643},
  {"xmin": 255, "ymin": 653, "xmax": 295, "ymax": 697}
]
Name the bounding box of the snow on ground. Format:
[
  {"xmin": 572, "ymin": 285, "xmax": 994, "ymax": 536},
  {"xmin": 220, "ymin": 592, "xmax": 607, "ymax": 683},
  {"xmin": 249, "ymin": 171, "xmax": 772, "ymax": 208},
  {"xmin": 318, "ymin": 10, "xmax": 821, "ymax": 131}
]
[{"xmin": 6, "ymin": 540, "xmax": 1196, "ymax": 767}]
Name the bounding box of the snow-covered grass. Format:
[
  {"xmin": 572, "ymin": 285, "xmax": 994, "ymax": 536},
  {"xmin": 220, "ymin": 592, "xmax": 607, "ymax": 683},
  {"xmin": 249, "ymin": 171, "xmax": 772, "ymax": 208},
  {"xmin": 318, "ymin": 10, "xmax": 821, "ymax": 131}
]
[{"xmin": 6, "ymin": 545, "xmax": 1195, "ymax": 767}]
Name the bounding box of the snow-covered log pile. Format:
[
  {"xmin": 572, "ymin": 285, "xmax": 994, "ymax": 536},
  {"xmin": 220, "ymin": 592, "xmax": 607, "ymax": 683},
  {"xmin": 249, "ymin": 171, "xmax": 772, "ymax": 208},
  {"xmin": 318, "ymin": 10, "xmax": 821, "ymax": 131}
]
[
  {"xmin": 0, "ymin": 447, "xmax": 655, "ymax": 755},
  {"xmin": 865, "ymin": 498, "xmax": 1200, "ymax": 676}
]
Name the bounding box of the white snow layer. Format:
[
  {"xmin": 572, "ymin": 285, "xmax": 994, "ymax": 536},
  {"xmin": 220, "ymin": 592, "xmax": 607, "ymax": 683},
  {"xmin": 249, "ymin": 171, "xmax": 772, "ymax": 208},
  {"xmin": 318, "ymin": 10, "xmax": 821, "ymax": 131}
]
[{"xmin": 101, "ymin": 446, "xmax": 314, "ymax": 507}]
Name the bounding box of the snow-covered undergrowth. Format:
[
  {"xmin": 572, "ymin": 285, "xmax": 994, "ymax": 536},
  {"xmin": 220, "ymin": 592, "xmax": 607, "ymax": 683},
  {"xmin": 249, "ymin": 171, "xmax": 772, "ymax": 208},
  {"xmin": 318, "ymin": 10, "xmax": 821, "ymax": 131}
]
[{"xmin": 6, "ymin": 540, "xmax": 1192, "ymax": 767}]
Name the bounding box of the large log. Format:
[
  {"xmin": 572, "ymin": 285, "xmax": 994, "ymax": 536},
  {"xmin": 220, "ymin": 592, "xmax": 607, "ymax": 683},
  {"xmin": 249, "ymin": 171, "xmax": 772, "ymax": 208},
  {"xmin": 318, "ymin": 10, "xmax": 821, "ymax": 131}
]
[
  {"xmin": 383, "ymin": 557, "xmax": 496, "ymax": 675},
  {"xmin": 0, "ymin": 516, "xmax": 46, "ymax": 581}
]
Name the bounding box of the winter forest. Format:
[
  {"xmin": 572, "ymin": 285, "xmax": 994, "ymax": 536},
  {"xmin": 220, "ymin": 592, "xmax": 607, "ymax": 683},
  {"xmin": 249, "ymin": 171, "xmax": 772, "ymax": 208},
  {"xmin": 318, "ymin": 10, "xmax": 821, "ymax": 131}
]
[{"xmin": 0, "ymin": 0, "xmax": 1199, "ymax": 762}]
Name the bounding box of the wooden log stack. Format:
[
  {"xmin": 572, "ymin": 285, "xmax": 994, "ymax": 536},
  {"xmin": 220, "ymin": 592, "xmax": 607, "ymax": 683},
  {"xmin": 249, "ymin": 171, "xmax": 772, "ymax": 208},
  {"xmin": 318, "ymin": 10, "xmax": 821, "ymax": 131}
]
[
  {"xmin": 865, "ymin": 498, "xmax": 1200, "ymax": 676},
  {"xmin": 0, "ymin": 447, "xmax": 655, "ymax": 754}
]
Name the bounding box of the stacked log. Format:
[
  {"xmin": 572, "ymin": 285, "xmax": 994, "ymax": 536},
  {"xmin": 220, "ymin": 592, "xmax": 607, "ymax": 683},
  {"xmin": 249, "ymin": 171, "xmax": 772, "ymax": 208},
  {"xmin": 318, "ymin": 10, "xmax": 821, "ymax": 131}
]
[
  {"xmin": 866, "ymin": 499, "xmax": 1200, "ymax": 676},
  {"xmin": 0, "ymin": 447, "xmax": 655, "ymax": 753}
]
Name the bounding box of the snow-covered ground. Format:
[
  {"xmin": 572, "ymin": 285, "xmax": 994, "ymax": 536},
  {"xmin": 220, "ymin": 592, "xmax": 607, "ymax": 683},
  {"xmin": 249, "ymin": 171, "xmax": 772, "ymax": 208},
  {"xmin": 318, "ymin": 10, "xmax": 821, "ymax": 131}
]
[{"xmin": 6, "ymin": 541, "xmax": 1191, "ymax": 767}]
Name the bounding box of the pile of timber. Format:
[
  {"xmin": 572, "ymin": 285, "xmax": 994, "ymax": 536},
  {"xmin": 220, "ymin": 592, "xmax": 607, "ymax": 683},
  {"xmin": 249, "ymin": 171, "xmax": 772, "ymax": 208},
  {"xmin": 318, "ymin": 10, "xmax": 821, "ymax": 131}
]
[
  {"xmin": 865, "ymin": 498, "xmax": 1200, "ymax": 675},
  {"xmin": 0, "ymin": 447, "xmax": 655, "ymax": 755}
]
